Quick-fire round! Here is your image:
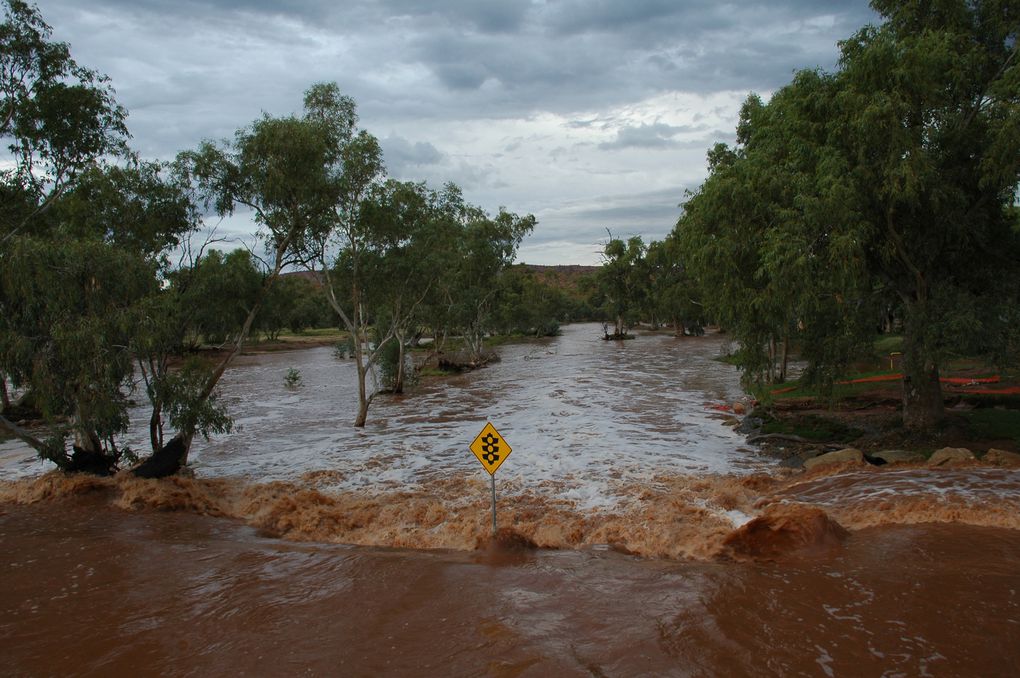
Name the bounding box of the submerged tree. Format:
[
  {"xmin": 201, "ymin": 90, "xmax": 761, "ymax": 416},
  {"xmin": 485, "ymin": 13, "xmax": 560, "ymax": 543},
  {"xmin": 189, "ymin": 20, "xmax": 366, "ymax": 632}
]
[
  {"xmin": 296, "ymin": 82, "xmax": 389, "ymax": 427},
  {"xmin": 595, "ymin": 235, "xmax": 646, "ymax": 339},
  {"xmin": 447, "ymin": 200, "xmax": 536, "ymax": 361},
  {"xmin": 0, "ymin": 159, "xmax": 209, "ymax": 473},
  {"xmin": 644, "ymin": 235, "xmax": 704, "ymax": 337},
  {"xmin": 0, "ymin": 0, "xmax": 136, "ymax": 471},
  {"xmin": 163, "ymin": 89, "xmax": 334, "ymax": 465}
]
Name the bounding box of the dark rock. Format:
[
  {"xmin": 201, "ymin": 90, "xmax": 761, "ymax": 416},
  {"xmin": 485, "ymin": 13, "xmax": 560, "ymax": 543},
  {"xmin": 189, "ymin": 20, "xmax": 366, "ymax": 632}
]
[
  {"xmin": 132, "ymin": 436, "xmax": 188, "ymax": 479},
  {"xmin": 870, "ymin": 449, "xmax": 925, "ymax": 464},
  {"xmin": 68, "ymin": 446, "xmax": 118, "ymax": 476}
]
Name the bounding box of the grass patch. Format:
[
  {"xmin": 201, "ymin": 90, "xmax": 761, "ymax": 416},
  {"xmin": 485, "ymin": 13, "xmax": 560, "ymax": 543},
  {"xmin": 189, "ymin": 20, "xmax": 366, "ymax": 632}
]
[
  {"xmin": 962, "ymin": 408, "xmax": 1020, "ymax": 443},
  {"xmin": 873, "ymin": 334, "xmax": 904, "ymax": 354},
  {"xmin": 960, "ymin": 393, "xmax": 1020, "ymax": 409},
  {"xmin": 762, "ymin": 414, "xmax": 859, "ymax": 442},
  {"xmin": 417, "ymin": 366, "xmax": 458, "ymax": 378},
  {"xmin": 275, "ymin": 328, "xmax": 348, "ymax": 340}
]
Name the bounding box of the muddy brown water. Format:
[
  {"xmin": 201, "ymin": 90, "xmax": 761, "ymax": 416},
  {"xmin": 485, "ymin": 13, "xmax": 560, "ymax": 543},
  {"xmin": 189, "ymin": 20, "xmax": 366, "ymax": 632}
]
[
  {"xmin": 2, "ymin": 495, "xmax": 1018, "ymax": 677},
  {"xmin": 3, "ymin": 324, "xmax": 1020, "ymax": 675}
]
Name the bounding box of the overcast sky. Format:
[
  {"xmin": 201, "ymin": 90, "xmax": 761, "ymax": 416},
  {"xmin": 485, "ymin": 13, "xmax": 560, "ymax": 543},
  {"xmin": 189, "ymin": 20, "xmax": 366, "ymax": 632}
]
[{"xmin": 39, "ymin": 0, "xmax": 877, "ymax": 265}]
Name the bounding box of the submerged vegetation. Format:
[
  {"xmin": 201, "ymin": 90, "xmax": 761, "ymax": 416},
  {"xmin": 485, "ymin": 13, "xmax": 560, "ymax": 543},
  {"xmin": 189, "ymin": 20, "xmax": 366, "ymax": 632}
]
[
  {"xmin": 1, "ymin": 0, "xmax": 1018, "ymax": 477},
  {"xmin": 0, "ymin": 0, "xmax": 557, "ymax": 473}
]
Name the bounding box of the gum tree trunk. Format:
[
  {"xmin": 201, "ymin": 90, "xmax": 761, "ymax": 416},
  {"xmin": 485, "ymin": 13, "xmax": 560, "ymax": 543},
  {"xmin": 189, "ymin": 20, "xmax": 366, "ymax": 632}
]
[{"xmin": 901, "ymin": 329, "xmax": 944, "ymax": 431}]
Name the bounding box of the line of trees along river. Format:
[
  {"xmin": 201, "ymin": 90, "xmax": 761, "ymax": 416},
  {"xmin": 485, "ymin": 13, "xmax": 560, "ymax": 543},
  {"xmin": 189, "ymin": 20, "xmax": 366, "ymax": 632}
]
[
  {"xmin": 595, "ymin": 0, "xmax": 1020, "ymax": 435},
  {"xmin": 0, "ymin": 1, "xmax": 548, "ymax": 475},
  {"xmin": 2, "ymin": 0, "xmax": 1019, "ymax": 478}
]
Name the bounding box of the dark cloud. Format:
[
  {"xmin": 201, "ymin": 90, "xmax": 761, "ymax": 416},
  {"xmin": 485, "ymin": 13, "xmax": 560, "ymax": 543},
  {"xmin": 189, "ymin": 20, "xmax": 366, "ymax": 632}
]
[
  {"xmin": 378, "ymin": 0, "xmax": 533, "ymax": 33},
  {"xmin": 28, "ymin": 0, "xmax": 879, "ymax": 264},
  {"xmin": 531, "ymin": 186, "xmax": 694, "ymax": 248},
  {"xmin": 380, "ymin": 136, "xmax": 445, "ymax": 175},
  {"xmin": 599, "ymin": 123, "xmax": 707, "ymax": 150},
  {"xmin": 545, "ymin": 0, "xmax": 732, "ymax": 37}
]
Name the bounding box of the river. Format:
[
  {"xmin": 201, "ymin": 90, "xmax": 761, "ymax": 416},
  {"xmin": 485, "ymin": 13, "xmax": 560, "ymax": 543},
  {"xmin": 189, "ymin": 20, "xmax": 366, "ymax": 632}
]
[{"xmin": 2, "ymin": 324, "xmax": 1019, "ymax": 676}]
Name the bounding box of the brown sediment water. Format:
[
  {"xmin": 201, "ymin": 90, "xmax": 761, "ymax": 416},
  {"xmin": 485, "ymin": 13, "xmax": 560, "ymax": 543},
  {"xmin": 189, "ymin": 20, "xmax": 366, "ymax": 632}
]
[
  {"xmin": 1, "ymin": 324, "xmax": 758, "ymax": 500},
  {"xmin": 3, "ymin": 466, "xmax": 1020, "ymax": 675},
  {"xmin": 4, "ymin": 465, "xmax": 1020, "ymax": 559},
  {"xmin": 3, "ymin": 323, "xmax": 1020, "ymax": 673},
  {"xmin": 2, "ymin": 484, "xmax": 1019, "ymax": 676}
]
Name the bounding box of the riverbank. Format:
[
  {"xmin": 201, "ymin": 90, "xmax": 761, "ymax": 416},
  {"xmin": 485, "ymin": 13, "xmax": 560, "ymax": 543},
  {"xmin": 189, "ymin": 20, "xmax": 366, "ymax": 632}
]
[{"xmin": 737, "ymin": 391, "xmax": 1020, "ymax": 469}]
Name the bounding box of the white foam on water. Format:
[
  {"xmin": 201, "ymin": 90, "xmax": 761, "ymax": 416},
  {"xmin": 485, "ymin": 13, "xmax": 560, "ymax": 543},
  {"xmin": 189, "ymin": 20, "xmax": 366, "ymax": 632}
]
[{"xmin": 1, "ymin": 324, "xmax": 766, "ymax": 509}]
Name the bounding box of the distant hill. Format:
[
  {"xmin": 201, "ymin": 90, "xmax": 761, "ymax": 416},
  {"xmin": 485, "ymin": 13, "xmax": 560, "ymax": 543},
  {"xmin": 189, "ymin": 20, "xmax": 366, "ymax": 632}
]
[
  {"xmin": 281, "ymin": 270, "xmax": 321, "ymax": 283},
  {"xmin": 284, "ymin": 264, "xmax": 599, "ymax": 295},
  {"xmin": 519, "ymin": 264, "xmax": 599, "ymax": 295}
]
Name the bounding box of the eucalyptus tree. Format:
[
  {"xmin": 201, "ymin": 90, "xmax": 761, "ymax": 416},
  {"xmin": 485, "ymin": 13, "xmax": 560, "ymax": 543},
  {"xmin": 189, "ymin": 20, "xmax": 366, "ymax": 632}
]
[
  {"xmin": 0, "ymin": 161, "xmax": 204, "ymax": 473},
  {"xmin": 354, "ymin": 180, "xmax": 453, "ymax": 396},
  {"xmin": 645, "ymin": 235, "xmax": 704, "ymax": 337},
  {"xmin": 678, "ymin": 0, "xmax": 1020, "ymax": 429},
  {"xmin": 491, "ymin": 266, "xmax": 568, "ymax": 337},
  {"xmin": 446, "ymin": 197, "xmax": 536, "ymax": 360},
  {"xmin": 824, "ymin": 0, "xmax": 1020, "ymax": 428},
  {"xmin": 0, "ymin": 0, "xmax": 127, "ymax": 413},
  {"xmin": 595, "ymin": 235, "xmax": 646, "ymax": 338},
  {"xmin": 181, "ymin": 248, "xmax": 263, "ymax": 345},
  {"xmin": 0, "ymin": 0, "xmax": 137, "ymax": 470},
  {"xmin": 167, "ymin": 90, "xmax": 334, "ymax": 460},
  {"xmin": 0, "ymin": 0, "xmax": 127, "ymax": 243},
  {"xmin": 294, "ymin": 82, "xmax": 388, "ymax": 426}
]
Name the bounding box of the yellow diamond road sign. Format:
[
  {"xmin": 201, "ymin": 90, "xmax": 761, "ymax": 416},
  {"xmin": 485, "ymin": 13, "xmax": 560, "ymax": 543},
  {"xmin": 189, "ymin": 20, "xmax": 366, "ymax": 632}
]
[{"xmin": 470, "ymin": 422, "xmax": 512, "ymax": 475}]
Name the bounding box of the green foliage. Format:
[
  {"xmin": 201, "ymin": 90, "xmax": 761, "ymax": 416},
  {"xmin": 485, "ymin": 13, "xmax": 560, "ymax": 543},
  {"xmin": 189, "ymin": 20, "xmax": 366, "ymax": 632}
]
[
  {"xmin": 284, "ymin": 368, "xmax": 302, "ymax": 389},
  {"xmin": 376, "ymin": 339, "xmax": 418, "ymax": 392},
  {"xmin": 0, "ymin": 236, "xmax": 155, "ymax": 453},
  {"xmin": 442, "ymin": 194, "xmax": 537, "ymax": 359},
  {"xmin": 964, "ymin": 408, "xmax": 1020, "ymax": 444},
  {"xmin": 174, "ymin": 248, "xmax": 262, "ymax": 344},
  {"xmin": 492, "ymin": 265, "xmax": 568, "ymax": 337},
  {"xmin": 595, "ymin": 235, "xmax": 646, "ymax": 336},
  {"xmin": 260, "ymin": 275, "xmax": 330, "ymax": 336},
  {"xmin": 643, "ymin": 235, "xmax": 704, "ymax": 335},
  {"xmin": 54, "ymin": 161, "xmax": 197, "ymax": 258},
  {"xmin": 0, "ymin": 0, "xmax": 128, "ymax": 241},
  {"xmin": 152, "ymin": 358, "xmax": 233, "ymax": 441},
  {"xmin": 675, "ymin": 0, "xmax": 1020, "ymax": 428}
]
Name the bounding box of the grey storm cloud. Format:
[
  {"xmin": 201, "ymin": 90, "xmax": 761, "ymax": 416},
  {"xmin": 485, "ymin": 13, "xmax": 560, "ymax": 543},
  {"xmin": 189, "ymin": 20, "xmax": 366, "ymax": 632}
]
[
  {"xmin": 599, "ymin": 123, "xmax": 705, "ymax": 151},
  {"xmin": 33, "ymin": 0, "xmax": 879, "ymax": 264},
  {"xmin": 380, "ymin": 136, "xmax": 445, "ymax": 173}
]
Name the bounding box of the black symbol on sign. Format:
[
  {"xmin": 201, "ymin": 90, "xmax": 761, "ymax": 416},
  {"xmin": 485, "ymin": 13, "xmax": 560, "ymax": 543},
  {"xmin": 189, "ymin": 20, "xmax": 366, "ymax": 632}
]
[{"xmin": 481, "ymin": 433, "xmax": 500, "ymax": 464}]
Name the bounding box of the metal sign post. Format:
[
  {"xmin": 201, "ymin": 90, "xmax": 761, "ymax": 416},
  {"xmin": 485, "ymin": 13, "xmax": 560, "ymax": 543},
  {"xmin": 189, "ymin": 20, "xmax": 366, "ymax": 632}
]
[{"xmin": 469, "ymin": 422, "xmax": 513, "ymax": 536}]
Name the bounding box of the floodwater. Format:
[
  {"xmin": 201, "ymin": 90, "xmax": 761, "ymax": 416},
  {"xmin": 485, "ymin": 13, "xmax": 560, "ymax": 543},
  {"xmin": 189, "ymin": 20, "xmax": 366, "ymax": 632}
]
[
  {"xmin": 2, "ymin": 324, "xmax": 755, "ymax": 507},
  {"xmin": 3, "ymin": 324, "xmax": 1020, "ymax": 676}
]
